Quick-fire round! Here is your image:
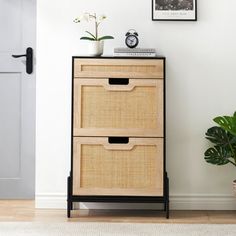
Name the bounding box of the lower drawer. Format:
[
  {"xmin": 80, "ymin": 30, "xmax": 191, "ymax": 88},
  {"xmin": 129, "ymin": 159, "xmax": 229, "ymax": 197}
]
[{"xmin": 72, "ymin": 137, "xmax": 164, "ymax": 196}]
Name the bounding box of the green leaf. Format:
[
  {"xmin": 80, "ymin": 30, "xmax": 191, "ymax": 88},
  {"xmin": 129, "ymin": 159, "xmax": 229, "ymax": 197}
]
[
  {"xmin": 80, "ymin": 37, "xmax": 95, "ymax": 41},
  {"xmin": 214, "ymin": 114, "xmax": 236, "ymax": 136},
  {"xmin": 205, "ymin": 126, "xmax": 235, "ymax": 146},
  {"xmin": 98, "ymin": 36, "xmax": 114, "ymax": 41},
  {"xmin": 204, "ymin": 146, "xmax": 231, "ymax": 165},
  {"xmin": 85, "ymin": 31, "xmax": 96, "ymax": 39}
]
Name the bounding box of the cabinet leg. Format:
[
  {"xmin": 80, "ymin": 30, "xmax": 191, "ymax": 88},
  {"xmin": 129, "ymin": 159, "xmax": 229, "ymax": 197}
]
[
  {"xmin": 67, "ymin": 176, "xmax": 72, "ymax": 218},
  {"xmin": 165, "ymin": 199, "xmax": 169, "ymax": 219},
  {"xmin": 67, "ymin": 200, "xmax": 71, "ymax": 218},
  {"xmin": 165, "ymin": 172, "xmax": 169, "ymax": 219}
]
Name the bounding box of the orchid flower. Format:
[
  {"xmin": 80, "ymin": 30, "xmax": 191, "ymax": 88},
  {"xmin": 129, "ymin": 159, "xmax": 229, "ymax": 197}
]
[{"xmin": 74, "ymin": 13, "xmax": 114, "ymax": 41}]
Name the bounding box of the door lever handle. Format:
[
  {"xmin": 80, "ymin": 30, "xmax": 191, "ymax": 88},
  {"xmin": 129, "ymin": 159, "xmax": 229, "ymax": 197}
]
[
  {"xmin": 12, "ymin": 54, "xmax": 27, "ymax": 58},
  {"xmin": 12, "ymin": 47, "xmax": 33, "ymax": 74}
]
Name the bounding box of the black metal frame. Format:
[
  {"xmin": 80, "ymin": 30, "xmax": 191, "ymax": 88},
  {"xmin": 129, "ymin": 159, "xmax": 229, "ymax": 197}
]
[
  {"xmin": 67, "ymin": 56, "xmax": 169, "ymax": 219},
  {"xmin": 152, "ymin": 0, "xmax": 197, "ymax": 21}
]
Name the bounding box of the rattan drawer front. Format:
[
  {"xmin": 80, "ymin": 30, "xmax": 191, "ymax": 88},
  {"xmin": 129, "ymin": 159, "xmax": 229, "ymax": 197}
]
[
  {"xmin": 74, "ymin": 59, "xmax": 164, "ymax": 78},
  {"xmin": 73, "ymin": 137, "xmax": 163, "ymax": 196},
  {"xmin": 73, "ymin": 78, "xmax": 163, "ymax": 137}
]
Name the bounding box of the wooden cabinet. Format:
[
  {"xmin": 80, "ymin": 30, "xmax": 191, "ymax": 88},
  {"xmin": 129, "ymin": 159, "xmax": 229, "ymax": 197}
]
[{"xmin": 68, "ymin": 57, "xmax": 169, "ymax": 218}]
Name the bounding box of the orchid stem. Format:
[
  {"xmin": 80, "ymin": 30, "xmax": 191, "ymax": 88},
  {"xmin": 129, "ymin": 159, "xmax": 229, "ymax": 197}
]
[{"xmin": 94, "ymin": 13, "xmax": 98, "ymax": 40}]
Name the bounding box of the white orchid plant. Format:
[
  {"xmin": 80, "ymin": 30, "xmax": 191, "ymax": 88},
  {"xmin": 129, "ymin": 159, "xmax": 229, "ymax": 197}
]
[{"xmin": 74, "ymin": 13, "xmax": 114, "ymax": 41}]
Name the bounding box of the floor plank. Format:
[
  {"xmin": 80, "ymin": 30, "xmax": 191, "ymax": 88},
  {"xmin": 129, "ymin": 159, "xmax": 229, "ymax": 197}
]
[{"xmin": 0, "ymin": 200, "xmax": 236, "ymax": 223}]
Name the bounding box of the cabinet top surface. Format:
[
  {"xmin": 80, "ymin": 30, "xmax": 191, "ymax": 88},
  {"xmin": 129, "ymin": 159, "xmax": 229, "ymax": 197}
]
[{"xmin": 72, "ymin": 55, "xmax": 165, "ymax": 60}]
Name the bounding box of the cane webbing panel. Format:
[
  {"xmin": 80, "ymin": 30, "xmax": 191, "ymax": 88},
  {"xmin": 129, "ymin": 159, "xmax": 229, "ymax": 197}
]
[
  {"xmin": 81, "ymin": 86, "xmax": 158, "ymax": 129},
  {"xmin": 80, "ymin": 145, "xmax": 161, "ymax": 189},
  {"xmin": 81, "ymin": 65, "xmax": 157, "ymax": 74}
]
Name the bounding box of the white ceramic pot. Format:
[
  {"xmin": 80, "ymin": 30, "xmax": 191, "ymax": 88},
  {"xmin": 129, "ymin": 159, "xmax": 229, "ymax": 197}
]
[{"xmin": 88, "ymin": 40, "xmax": 104, "ymax": 56}]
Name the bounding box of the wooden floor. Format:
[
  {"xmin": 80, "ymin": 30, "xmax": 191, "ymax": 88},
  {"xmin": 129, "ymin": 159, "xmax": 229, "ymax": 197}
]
[{"xmin": 0, "ymin": 200, "xmax": 236, "ymax": 224}]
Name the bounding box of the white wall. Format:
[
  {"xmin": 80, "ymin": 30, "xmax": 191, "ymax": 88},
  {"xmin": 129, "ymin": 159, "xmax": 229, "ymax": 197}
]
[{"xmin": 36, "ymin": 0, "xmax": 236, "ymax": 209}]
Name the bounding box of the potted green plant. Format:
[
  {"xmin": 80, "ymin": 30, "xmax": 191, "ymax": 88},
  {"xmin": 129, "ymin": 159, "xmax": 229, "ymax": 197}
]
[
  {"xmin": 204, "ymin": 112, "xmax": 236, "ymax": 191},
  {"xmin": 74, "ymin": 13, "xmax": 114, "ymax": 56}
]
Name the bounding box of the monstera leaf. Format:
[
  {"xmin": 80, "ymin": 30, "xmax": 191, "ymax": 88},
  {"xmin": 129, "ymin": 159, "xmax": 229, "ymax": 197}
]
[
  {"xmin": 204, "ymin": 146, "xmax": 231, "ymax": 165},
  {"xmin": 214, "ymin": 112, "xmax": 236, "ymax": 136},
  {"xmin": 205, "ymin": 126, "xmax": 235, "ymax": 146},
  {"xmin": 204, "ymin": 112, "xmax": 236, "ymax": 167},
  {"xmin": 206, "ymin": 126, "xmax": 234, "ymax": 146}
]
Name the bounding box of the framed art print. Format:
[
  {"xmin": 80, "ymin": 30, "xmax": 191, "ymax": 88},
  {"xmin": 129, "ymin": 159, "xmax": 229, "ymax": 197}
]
[{"xmin": 152, "ymin": 0, "xmax": 197, "ymax": 21}]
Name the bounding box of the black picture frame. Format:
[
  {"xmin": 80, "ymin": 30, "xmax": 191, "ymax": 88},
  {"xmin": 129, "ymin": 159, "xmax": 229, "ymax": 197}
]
[{"xmin": 152, "ymin": 0, "xmax": 197, "ymax": 21}]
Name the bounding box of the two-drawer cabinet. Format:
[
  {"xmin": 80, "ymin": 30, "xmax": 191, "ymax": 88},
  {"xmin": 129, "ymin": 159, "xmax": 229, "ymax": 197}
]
[{"xmin": 67, "ymin": 57, "xmax": 169, "ymax": 218}]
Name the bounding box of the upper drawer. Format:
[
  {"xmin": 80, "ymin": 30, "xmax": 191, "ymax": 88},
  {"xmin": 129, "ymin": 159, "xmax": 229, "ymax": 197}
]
[
  {"xmin": 73, "ymin": 78, "xmax": 163, "ymax": 137},
  {"xmin": 73, "ymin": 59, "xmax": 164, "ymax": 78}
]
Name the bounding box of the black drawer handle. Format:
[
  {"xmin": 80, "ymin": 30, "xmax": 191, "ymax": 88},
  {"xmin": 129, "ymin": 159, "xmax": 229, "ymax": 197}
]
[
  {"xmin": 108, "ymin": 137, "xmax": 129, "ymax": 144},
  {"xmin": 109, "ymin": 78, "xmax": 129, "ymax": 85}
]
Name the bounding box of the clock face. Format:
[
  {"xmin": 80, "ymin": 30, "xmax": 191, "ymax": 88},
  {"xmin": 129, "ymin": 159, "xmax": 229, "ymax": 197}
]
[{"xmin": 125, "ymin": 35, "xmax": 139, "ymax": 48}]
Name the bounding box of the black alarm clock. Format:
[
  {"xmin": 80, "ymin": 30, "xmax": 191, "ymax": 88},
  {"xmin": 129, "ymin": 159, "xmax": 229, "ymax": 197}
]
[{"xmin": 125, "ymin": 29, "xmax": 139, "ymax": 48}]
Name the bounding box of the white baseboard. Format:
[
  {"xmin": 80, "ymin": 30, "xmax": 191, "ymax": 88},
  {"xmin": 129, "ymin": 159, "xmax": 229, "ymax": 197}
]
[
  {"xmin": 35, "ymin": 193, "xmax": 236, "ymax": 210},
  {"xmin": 170, "ymin": 194, "xmax": 236, "ymax": 210},
  {"xmin": 35, "ymin": 193, "xmax": 67, "ymax": 209}
]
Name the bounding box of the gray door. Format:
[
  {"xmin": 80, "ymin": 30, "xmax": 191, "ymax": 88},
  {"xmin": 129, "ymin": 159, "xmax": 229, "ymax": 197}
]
[{"xmin": 0, "ymin": 0, "xmax": 36, "ymax": 199}]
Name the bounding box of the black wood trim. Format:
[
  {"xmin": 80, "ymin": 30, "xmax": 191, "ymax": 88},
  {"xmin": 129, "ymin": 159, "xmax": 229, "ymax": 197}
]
[
  {"xmin": 71, "ymin": 58, "xmax": 74, "ymax": 196},
  {"xmin": 72, "ymin": 56, "xmax": 165, "ymax": 60},
  {"xmin": 71, "ymin": 195, "xmax": 166, "ymax": 203}
]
